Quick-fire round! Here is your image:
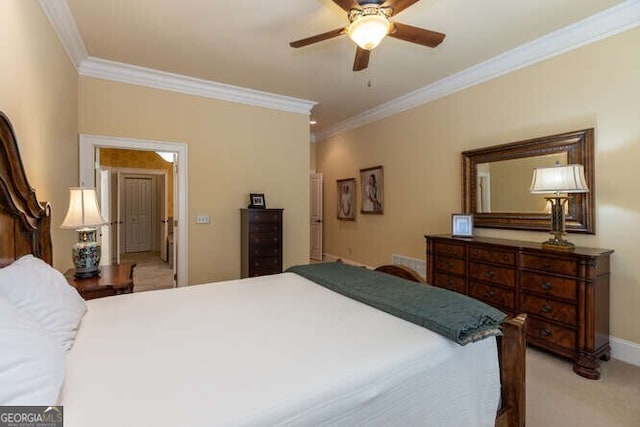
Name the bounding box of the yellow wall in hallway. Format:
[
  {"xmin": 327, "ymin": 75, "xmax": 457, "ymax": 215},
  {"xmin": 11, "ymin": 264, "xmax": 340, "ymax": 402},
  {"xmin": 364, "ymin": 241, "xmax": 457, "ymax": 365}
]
[{"xmin": 100, "ymin": 148, "xmax": 175, "ymax": 216}]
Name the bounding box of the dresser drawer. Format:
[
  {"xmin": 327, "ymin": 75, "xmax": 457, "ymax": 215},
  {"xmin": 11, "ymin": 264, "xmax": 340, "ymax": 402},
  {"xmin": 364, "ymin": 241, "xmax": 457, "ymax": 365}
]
[
  {"xmin": 251, "ymin": 245, "xmax": 280, "ymax": 258},
  {"xmin": 469, "ymin": 246, "xmax": 515, "ymax": 266},
  {"xmin": 250, "ymin": 223, "xmax": 280, "ymax": 233},
  {"xmin": 469, "ymin": 281, "xmax": 514, "ymax": 309},
  {"xmin": 434, "ymin": 255, "xmax": 465, "ymax": 275},
  {"xmin": 434, "ymin": 242, "xmax": 465, "ymax": 257},
  {"xmin": 521, "ymin": 294, "xmax": 577, "ymax": 326},
  {"xmin": 521, "ymin": 254, "xmax": 578, "ymax": 276},
  {"xmin": 521, "ymin": 271, "xmax": 577, "ymax": 302},
  {"xmin": 250, "ymin": 233, "xmax": 280, "ymax": 246},
  {"xmin": 432, "ymin": 273, "xmax": 465, "ymax": 294},
  {"xmin": 527, "ymin": 317, "xmax": 576, "ymax": 352},
  {"xmin": 469, "ymin": 262, "xmax": 516, "ymax": 287},
  {"xmin": 251, "ymin": 257, "xmax": 281, "ymax": 269},
  {"xmin": 248, "ymin": 210, "xmax": 282, "ymax": 223}
]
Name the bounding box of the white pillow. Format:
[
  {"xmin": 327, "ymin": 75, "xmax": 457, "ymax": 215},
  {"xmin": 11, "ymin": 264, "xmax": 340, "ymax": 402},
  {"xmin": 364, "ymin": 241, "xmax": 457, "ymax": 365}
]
[
  {"xmin": 0, "ymin": 255, "xmax": 87, "ymax": 352},
  {"xmin": 0, "ymin": 296, "xmax": 64, "ymax": 405}
]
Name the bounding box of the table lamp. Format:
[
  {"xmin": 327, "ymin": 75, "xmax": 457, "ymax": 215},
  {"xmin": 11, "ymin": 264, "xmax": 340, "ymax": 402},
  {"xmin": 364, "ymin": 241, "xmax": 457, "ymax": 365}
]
[
  {"xmin": 61, "ymin": 187, "xmax": 107, "ymax": 278},
  {"xmin": 529, "ymin": 164, "xmax": 589, "ymax": 251}
]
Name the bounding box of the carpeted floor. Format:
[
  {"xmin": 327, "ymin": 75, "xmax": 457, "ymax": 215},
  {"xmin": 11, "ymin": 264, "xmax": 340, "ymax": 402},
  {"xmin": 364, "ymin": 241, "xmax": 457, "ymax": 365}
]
[
  {"xmin": 113, "ymin": 254, "xmax": 640, "ymax": 425},
  {"xmin": 527, "ymin": 347, "xmax": 640, "ymax": 426},
  {"xmin": 121, "ymin": 251, "xmax": 174, "ymax": 292}
]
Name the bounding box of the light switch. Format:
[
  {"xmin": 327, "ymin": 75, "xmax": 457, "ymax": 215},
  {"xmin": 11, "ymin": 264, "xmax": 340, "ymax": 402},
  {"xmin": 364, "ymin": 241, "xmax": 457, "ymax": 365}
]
[{"xmin": 196, "ymin": 215, "xmax": 210, "ymax": 224}]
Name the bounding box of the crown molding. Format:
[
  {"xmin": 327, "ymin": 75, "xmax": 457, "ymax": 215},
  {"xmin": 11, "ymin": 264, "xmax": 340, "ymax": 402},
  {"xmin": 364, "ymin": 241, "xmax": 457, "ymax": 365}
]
[
  {"xmin": 38, "ymin": 0, "xmax": 88, "ymax": 69},
  {"xmin": 316, "ymin": 0, "xmax": 640, "ymax": 141},
  {"xmin": 38, "ymin": 1, "xmax": 315, "ymax": 115},
  {"xmin": 78, "ymin": 57, "xmax": 316, "ymax": 114}
]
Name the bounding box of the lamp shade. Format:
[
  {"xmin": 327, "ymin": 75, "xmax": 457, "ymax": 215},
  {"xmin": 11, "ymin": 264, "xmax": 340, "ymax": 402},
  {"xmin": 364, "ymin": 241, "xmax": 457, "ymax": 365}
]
[
  {"xmin": 348, "ymin": 14, "xmax": 391, "ymax": 50},
  {"xmin": 529, "ymin": 164, "xmax": 589, "ymax": 194},
  {"xmin": 61, "ymin": 187, "xmax": 107, "ymax": 229}
]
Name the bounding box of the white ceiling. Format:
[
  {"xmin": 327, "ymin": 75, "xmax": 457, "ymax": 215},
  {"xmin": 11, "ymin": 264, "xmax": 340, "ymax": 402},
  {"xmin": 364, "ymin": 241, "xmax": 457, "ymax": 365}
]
[{"xmin": 63, "ymin": 0, "xmax": 629, "ymax": 136}]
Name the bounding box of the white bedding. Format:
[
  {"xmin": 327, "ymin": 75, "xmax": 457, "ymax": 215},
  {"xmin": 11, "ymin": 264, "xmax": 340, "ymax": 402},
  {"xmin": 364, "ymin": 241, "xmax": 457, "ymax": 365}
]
[{"xmin": 61, "ymin": 272, "xmax": 500, "ymax": 426}]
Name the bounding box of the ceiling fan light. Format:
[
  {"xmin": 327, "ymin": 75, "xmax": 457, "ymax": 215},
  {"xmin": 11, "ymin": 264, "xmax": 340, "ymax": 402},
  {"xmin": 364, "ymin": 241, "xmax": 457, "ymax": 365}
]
[{"xmin": 348, "ymin": 14, "xmax": 391, "ymax": 50}]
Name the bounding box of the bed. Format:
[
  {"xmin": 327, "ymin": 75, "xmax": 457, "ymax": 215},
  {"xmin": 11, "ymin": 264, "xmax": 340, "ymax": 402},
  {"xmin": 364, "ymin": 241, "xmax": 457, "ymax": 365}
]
[{"xmin": 0, "ymin": 111, "xmax": 526, "ymax": 426}]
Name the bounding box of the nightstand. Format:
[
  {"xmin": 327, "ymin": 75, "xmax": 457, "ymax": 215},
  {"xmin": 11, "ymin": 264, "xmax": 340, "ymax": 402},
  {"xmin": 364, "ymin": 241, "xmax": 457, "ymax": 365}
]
[{"xmin": 64, "ymin": 263, "xmax": 136, "ymax": 300}]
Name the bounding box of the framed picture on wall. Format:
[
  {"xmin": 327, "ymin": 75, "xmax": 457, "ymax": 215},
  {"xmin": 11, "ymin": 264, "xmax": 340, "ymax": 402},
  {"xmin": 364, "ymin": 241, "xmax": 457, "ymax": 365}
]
[
  {"xmin": 360, "ymin": 166, "xmax": 383, "ymax": 214},
  {"xmin": 337, "ymin": 178, "xmax": 356, "ymax": 220},
  {"xmin": 452, "ymin": 214, "xmax": 474, "ymax": 237}
]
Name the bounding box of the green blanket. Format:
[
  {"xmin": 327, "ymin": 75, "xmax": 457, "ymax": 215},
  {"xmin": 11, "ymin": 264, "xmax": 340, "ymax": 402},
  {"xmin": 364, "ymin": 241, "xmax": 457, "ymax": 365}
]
[{"xmin": 286, "ymin": 262, "xmax": 506, "ymax": 345}]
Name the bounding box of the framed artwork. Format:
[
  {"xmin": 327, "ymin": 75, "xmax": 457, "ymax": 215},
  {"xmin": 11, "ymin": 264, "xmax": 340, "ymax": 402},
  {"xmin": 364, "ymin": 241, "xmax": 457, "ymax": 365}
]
[
  {"xmin": 360, "ymin": 166, "xmax": 383, "ymax": 214},
  {"xmin": 249, "ymin": 193, "xmax": 266, "ymax": 208},
  {"xmin": 452, "ymin": 214, "xmax": 474, "ymax": 237},
  {"xmin": 337, "ymin": 178, "xmax": 356, "ymax": 220}
]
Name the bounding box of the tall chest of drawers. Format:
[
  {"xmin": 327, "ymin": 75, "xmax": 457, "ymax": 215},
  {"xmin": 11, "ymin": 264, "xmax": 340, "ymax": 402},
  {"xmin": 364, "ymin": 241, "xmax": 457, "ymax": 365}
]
[
  {"xmin": 426, "ymin": 234, "xmax": 613, "ymax": 379},
  {"xmin": 241, "ymin": 209, "xmax": 283, "ymax": 278}
]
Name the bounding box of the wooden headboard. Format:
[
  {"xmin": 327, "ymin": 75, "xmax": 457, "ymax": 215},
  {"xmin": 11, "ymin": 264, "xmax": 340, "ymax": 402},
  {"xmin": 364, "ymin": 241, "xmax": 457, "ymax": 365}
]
[{"xmin": 0, "ymin": 112, "xmax": 52, "ymax": 267}]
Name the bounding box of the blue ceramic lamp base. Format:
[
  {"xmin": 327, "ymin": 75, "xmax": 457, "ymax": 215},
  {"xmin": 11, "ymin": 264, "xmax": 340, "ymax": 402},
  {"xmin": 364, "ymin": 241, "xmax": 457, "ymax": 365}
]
[{"xmin": 72, "ymin": 228, "xmax": 101, "ymax": 278}]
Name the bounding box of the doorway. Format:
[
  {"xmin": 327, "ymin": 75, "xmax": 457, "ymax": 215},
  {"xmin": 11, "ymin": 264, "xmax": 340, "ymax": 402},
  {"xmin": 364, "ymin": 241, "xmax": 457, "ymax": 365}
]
[
  {"xmin": 79, "ymin": 134, "xmax": 188, "ymax": 286},
  {"xmin": 310, "ymin": 172, "xmax": 323, "ymax": 261}
]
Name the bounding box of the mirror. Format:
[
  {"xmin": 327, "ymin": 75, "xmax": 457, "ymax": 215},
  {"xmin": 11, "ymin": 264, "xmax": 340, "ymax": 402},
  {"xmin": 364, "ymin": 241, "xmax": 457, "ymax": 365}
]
[{"xmin": 462, "ymin": 129, "xmax": 595, "ymax": 233}]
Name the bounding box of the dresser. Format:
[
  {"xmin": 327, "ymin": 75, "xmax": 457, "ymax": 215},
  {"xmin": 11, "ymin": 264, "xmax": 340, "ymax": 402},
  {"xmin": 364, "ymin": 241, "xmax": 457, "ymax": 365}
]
[
  {"xmin": 241, "ymin": 209, "xmax": 283, "ymax": 278},
  {"xmin": 425, "ymin": 234, "xmax": 613, "ymax": 379}
]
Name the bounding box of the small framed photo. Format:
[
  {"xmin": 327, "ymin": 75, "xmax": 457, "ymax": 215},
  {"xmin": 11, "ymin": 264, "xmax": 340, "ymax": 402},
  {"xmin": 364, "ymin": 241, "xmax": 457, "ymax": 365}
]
[
  {"xmin": 249, "ymin": 193, "xmax": 266, "ymax": 209},
  {"xmin": 360, "ymin": 165, "xmax": 383, "ymax": 214},
  {"xmin": 337, "ymin": 178, "xmax": 356, "ymax": 221},
  {"xmin": 452, "ymin": 214, "xmax": 474, "ymax": 237}
]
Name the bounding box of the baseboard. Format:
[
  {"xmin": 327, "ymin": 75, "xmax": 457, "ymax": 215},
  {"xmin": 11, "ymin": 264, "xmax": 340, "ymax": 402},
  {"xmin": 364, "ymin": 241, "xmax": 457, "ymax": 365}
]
[
  {"xmin": 611, "ymin": 337, "xmax": 640, "ymax": 367},
  {"xmin": 322, "ymin": 253, "xmax": 372, "ymax": 269}
]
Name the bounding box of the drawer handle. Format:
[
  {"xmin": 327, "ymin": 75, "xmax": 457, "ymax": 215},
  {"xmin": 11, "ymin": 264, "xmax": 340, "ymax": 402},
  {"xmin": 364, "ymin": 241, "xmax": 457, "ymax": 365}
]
[
  {"xmin": 543, "ymin": 261, "xmax": 551, "ymax": 268},
  {"xmin": 446, "ymin": 247, "xmax": 452, "ymax": 253},
  {"xmin": 446, "ymin": 278, "xmax": 453, "ymax": 286},
  {"xmin": 446, "ymin": 262, "xmax": 453, "ymax": 269},
  {"xmin": 541, "ymin": 281, "xmax": 553, "ymax": 291},
  {"xmin": 503, "ymin": 255, "xmax": 510, "ymax": 261},
  {"xmin": 541, "ymin": 304, "xmax": 552, "ymax": 313},
  {"xmin": 486, "ymin": 270, "xmax": 495, "ymax": 278},
  {"xmin": 541, "ymin": 329, "xmax": 552, "ymax": 337},
  {"xmin": 485, "ymin": 290, "xmax": 495, "ymax": 299},
  {"xmin": 472, "ymin": 250, "xmax": 479, "ymax": 256}
]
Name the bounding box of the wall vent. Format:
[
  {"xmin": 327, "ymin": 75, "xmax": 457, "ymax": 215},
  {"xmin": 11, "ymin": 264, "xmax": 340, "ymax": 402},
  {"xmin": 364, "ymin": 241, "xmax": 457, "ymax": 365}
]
[{"xmin": 391, "ymin": 254, "xmax": 426, "ymax": 279}]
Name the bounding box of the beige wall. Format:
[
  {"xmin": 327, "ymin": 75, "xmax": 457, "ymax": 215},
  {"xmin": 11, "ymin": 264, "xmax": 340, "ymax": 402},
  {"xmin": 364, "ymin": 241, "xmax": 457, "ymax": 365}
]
[
  {"xmin": 0, "ymin": 0, "xmax": 78, "ymax": 271},
  {"xmin": 79, "ymin": 77, "xmax": 310, "ymax": 284},
  {"xmin": 310, "ymin": 141, "xmax": 317, "ymax": 171},
  {"xmin": 317, "ymin": 27, "xmax": 640, "ymax": 345}
]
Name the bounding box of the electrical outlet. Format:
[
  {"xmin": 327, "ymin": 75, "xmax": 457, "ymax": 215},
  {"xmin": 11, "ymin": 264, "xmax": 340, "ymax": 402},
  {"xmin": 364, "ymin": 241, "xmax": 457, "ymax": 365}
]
[{"xmin": 196, "ymin": 215, "xmax": 210, "ymax": 224}]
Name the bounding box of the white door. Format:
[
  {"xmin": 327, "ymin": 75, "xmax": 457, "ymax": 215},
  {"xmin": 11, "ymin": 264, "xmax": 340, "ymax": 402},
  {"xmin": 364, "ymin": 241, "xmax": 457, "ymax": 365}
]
[
  {"xmin": 114, "ymin": 171, "xmax": 122, "ymax": 263},
  {"xmin": 124, "ymin": 177, "xmax": 153, "ymax": 252},
  {"xmin": 98, "ymin": 168, "xmax": 111, "ymax": 265},
  {"xmin": 310, "ymin": 173, "xmax": 323, "ymax": 261},
  {"xmin": 171, "ymin": 162, "xmax": 178, "ymax": 284},
  {"xmin": 158, "ymin": 174, "xmax": 168, "ymax": 261}
]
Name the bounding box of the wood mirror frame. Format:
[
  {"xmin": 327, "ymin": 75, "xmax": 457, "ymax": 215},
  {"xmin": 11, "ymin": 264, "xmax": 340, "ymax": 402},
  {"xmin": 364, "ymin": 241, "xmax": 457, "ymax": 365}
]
[{"xmin": 462, "ymin": 128, "xmax": 595, "ymax": 233}]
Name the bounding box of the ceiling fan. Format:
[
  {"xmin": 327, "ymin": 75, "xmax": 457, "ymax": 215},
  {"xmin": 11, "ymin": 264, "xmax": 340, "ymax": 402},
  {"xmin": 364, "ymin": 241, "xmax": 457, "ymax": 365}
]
[{"xmin": 290, "ymin": 0, "xmax": 446, "ymax": 72}]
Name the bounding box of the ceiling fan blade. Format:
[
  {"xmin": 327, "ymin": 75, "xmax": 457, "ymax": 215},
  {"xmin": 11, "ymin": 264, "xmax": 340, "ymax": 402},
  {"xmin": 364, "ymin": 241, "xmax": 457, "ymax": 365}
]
[
  {"xmin": 290, "ymin": 28, "xmax": 347, "ymax": 48},
  {"xmin": 353, "ymin": 47, "xmax": 371, "ymax": 72},
  {"xmin": 331, "ymin": 0, "xmax": 360, "ymax": 12},
  {"xmin": 389, "ymin": 22, "xmax": 445, "ymax": 48},
  {"xmin": 382, "ymin": 0, "xmax": 420, "ymax": 16}
]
